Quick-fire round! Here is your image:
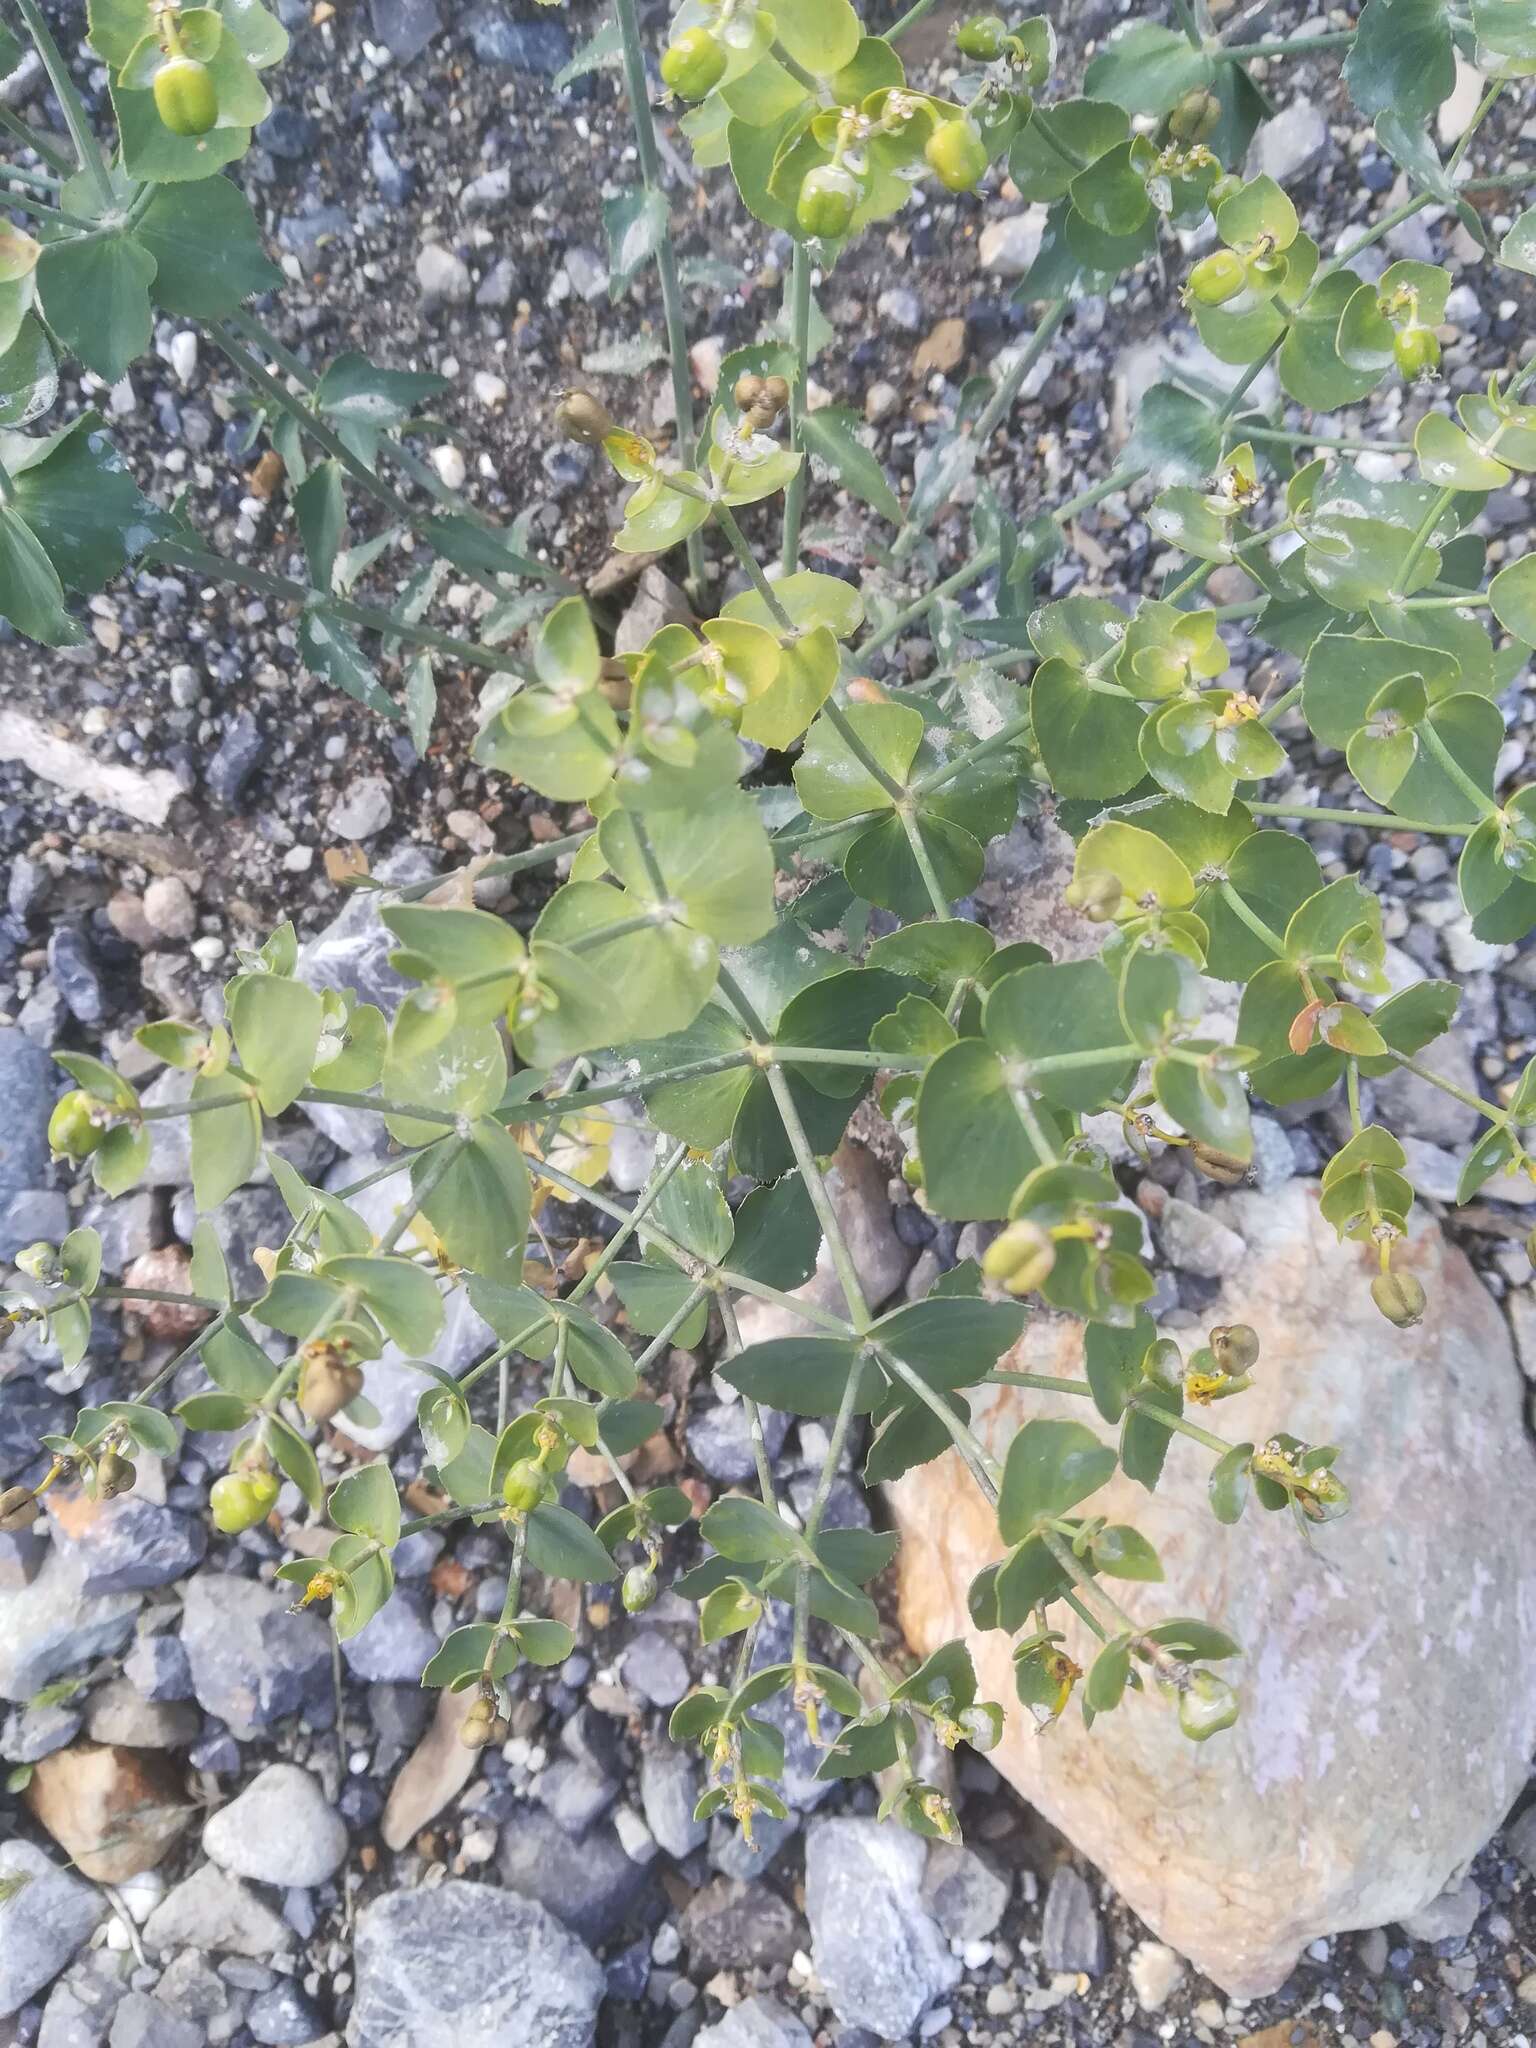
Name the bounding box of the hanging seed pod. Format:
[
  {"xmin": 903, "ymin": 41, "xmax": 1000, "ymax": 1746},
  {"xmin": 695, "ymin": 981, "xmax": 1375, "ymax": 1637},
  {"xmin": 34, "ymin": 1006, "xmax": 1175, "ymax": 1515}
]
[
  {"xmin": 297, "ymin": 1344, "xmax": 365, "ymax": 1424},
  {"xmin": 1191, "ymin": 1140, "xmax": 1248, "ymax": 1187},
  {"xmin": 1210, "ymin": 1323, "xmax": 1260, "ymax": 1374},
  {"xmin": 1177, "ymin": 1669, "xmax": 1238, "ymax": 1741},
  {"xmin": 0, "ymin": 1484, "xmax": 39, "ymax": 1532},
  {"xmin": 459, "ymin": 1692, "xmax": 509, "ymax": 1749},
  {"xmin": 555, "ymin": 390, "xmax": 616, "ymax": 445},
  {"xmin": 96, "ymin": 1448, "xmax": 138, "ymax": 1499},
  {"xmin": 622, "ymin": 1562, "xmax": 658, "ymax": 1613},
  {"xmin": 1370, "ymin": 1270, "xmax": 1426, "ymax": 1328},
  {"xmin": 1064, "ymin": 871, "xmax": 1122, "ymax": 921}
]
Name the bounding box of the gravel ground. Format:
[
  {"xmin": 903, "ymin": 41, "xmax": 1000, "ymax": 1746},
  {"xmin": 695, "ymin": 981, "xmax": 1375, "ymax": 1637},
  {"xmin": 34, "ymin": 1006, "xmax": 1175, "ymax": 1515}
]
[{"xmin": 2, "ymin": 0, "xmax": 1536, "ymax": 2043}]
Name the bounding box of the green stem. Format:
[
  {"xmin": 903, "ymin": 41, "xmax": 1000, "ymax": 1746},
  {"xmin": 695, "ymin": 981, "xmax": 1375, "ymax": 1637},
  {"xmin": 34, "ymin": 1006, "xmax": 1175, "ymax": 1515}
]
[
  {"xmin": 1261, "ymin": 681, "xmax": 1302, "ymax": 729},
  {"xmin": 781, "ymin": 241, "xmax": 812, "ymax": 573},
  {"xmin": 12, "ymin": 0, "xmax": 110, "ymax": 205},
  {"xmin": 1218, "ymin": 879, "xmax": 1285, "ymax": 956},
  {"xmin": 719, "ymin": 1292, "xmax": 778, "ymax": 1511},
  {"xmin": 1247, "ymin": 798, "xmax": 1465, "ymax": 835},
  {"xmin": 567, "ymin": 1142, "xmax": 689, "ymax": 1303},
  {"xmin": 0, "ymin": 103, "xmax": 71, "ymax": 175},
  {"xmin": 823, "ymin": 697, "xmax": 909, "ymax": 804},
  {"xmin": 392, "ymin": 831, "xmax": 593, "ymax": 903},
  {"xmin": 713, "ymin": 501, "xmax": 795, "ymax": 632},
  {"xmin": 1240, "ymin": 424, "xmax": 1414, "ymax": 455},
  {"xmin": 877, "ymin": 1346, "xmax": 1000, "ymax": 1499},
  {"xmin": 887, "ymin": 0, "xmax": 941, "ymax": 38},
  {"xmin": 972, "ymin": 298, "xmax": 1069, "ymax": 444},
  {"xmin": 377, "ymin": 1133, "xmax": 466, "ymax": 1253},
  {"xmin": 514, "ymin": 1049, "xmax": 756, "ymax": 1118},
  {"xmin": 1170, "ymin": 0, "xmax": 1203, "ymax": 53},
  {"xmin": 1392, "ymin": 1051, "xmax": 1506, "ymax": 1126},
  {"xmin": 1215, "ymin": 29, "xmax": 1358, "ymax": 58},
  {"xmin": 1038, "ymin": 1527, "xmax": 1177, "ymax": 1672},
  {"xmin": 762, "ymin": 1063, "xmax": 870, "ymax": 1331},
  {"xmin": 612, "ymin": 0, "xmax": 705, "ymax": 595},
  {"xmin": 1419, "ymin": 719, "xmax": 1499, "ymax": 820},
  {"xmin": 0, "ymin": 184, "xmax": 95, "ymax": 231},
  {"xmin": 1125, "ymin": 1397, "xmax": 1234, "ymax": 1459}
]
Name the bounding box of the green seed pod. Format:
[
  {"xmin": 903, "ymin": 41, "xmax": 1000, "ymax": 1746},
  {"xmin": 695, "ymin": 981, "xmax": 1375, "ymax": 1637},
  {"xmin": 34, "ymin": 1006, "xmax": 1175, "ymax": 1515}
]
[
  {"xmin": 1210, "ymin": 1322, "xmax": 1260, "ymax": 1373},
  {"xmin": 981, "ymin": 1218, "xmax": 1056, "ymax": 1294},
  {"xmin": 210, "ymin": 1473, "xmax": 265, "ymax": 1534},
  {"xmin": 957, "ymin": 1703, "xmax": 1000, "ymax": 1752},
  {"xmin": 796, "ymin": 163, "xmax": 861, "ymax": 240},
  {"xmin": 501, "ymin": 1456, "xmax": 549, "ymax": 1514},
  {"xmin": 622, "ymin": 1563, "xmax": 658, "ymax": 1613},
  {"xmin": 659, "ymin": 26, "xmax": 726, "ymax": 100},
  {"xmin": 0, "ymin": 1484, "xmax": 39, "ymax": 1532},
  {"xmin": 96, "ymin": 1449, "xmax": 137, "ymax": 1499},
  {"xmin": 48, "ymin": 1090, "xmax": 104, "ymax": 1161},
  {"xmin": 1178, "ymin": 1668, "xmax": 1238, "ymax": 1741},
  {"xmin": 1064, "ymin": 870, "xmax": 1122, "ymax": 922},
  {"xmin": 1142, "ymin": 1337, "xmax": 1184, "ymax": 1393},
  {"xmin": 1393, "ymin": 323, "xmax": 1440, "ymax": 381},
  {"xmin": 153, "ymin": 54, "xmax": 219, "ymax": 138},
  {"xmin": 1187, "ymin": 248, "xmax": 1247, "ymax": 307},
  {"xmin": 13, "ymin": 1241, "xmax": 58, "ymax": 1282},
  {"xmin": 1168, "ymin": 86, "xmax": 1221, "ymax": 143},
  {"xmin": 924, "ymin": 117, "xmax": 990, "ymax": 194},
  {"xmin": 1371, "ymin": 1270, "xmax": 1426, "ymax": 1329},
  {"xmin": 955, "ymin": 13, "xmax": 1008, "ymax": 59}
]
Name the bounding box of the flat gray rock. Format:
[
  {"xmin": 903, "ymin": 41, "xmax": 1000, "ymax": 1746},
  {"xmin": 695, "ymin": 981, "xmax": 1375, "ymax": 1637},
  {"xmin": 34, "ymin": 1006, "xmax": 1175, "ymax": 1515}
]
[
  {"xmin": 804, "ymin": 1818, "xmax": 960, "ymax": 2038},
  {"xmin": 0, "ymin": 1841, "xmax": 105, "ymax": 2019},
  {"xmin": 203, "ymin": 1763, "xmax": 348, "ymax": 1888}
]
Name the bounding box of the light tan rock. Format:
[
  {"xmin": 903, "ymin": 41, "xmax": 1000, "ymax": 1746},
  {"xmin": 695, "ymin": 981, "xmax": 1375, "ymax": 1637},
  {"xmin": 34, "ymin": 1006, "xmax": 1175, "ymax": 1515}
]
[
  {"xmin": 25, "ymin": 1742, "xmax": 191, "ymax": 1882},
  {"xmin": 382, "ymin": 1684, "xmax": 479, "ymax": 1852},
  {"xmin": 889, "ymin": 1182, "xmax": 1536, "ymax": 1996}
]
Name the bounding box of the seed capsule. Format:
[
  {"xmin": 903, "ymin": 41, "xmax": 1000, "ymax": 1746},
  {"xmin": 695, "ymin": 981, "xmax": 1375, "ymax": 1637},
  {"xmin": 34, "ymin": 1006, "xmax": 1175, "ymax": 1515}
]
[
  {"xmin": 955, "ymin": 14, "xmax": 1008, "ymax": 59},
  {"xmin": 459, "ymin": 1694, "xmax": 509, "ymax": 1749},
  {"xmin": 1187, "ymin": 249, "xmax": 1247, "ymax": 307},
  {"xmin": 297, "ymin": 1346, "xmax": 365, "ymax": 1425},
  {"xmin": 1210, "ymin": 1322, "xmax": 1260, "ymax": 1373},
  {"xmin": 796, "ymin": 163, "xmax": 861, "ymax": 240},
  {"xmin": 1178, "ymin": 1668, "xmax": 1238, "ymax": 1741},
  {"xmin": 924, "ymin": 117, "xmax": 990, "ymax": 194},
  {"xmin": 733, "ymin": 372, "xmax": 766, "ymax": 410},
  {"xmin": 980, "ymin": 1218, "xmax": 1056, "ymax": 1294},
  {"xmin": 622, "ymin": 1563, "xmax": 658, "ymax": 1613},
  {"xmin": 1168, "ymin": 87, "xmax": 1221, "ymax": 143},
  {"xmin": 501, "ymin": 1456, "xmax": 549, "ymax": 1514},
  {"xmin": 210, "ymin": 1473, "xmax": 266, "ymax": 1534},
  {"xmin": 1064, "ymin": 871, "xmax": 1122, "ymax": 921},
  {"xmin": 659, "ymin": 26, "xmax": 726, "ymax": 100},
  {"xmin": 555, "ymin": 390, "xmax": 616, "ymax": 445},
  {"xmin": 1370, "ymin": 1270, "xmax": 1426, "ymax": 1328},
  {"xmin": 1393, "ymin": 324, "xmax": 1440, "ymax": 381},
  {"xmin": 153, "ymin": 54, "xmax": 219, "ymax": 138},
  {"xmin": 48, "ymin": 1090, "xmax": 104, "ymax": 1161},
  {"xmin": 1191, "ymin": 1140, "xmax": 1248, "ymax": 1187},
  {"xmin": 0, "ymin": 1485, "xmax": 39, "ymax": 1532},
  {"xmin": 96, "ymin": 1449, "xmax": 137, "ymax": 1499}
]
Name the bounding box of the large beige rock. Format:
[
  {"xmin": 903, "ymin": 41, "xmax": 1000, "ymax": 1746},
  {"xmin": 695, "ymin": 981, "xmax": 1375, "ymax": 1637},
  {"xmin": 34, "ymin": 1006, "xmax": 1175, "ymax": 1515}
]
[{"xmin": 889, "ymin": 1181, "xmax": 1536, "ymax": 1997}]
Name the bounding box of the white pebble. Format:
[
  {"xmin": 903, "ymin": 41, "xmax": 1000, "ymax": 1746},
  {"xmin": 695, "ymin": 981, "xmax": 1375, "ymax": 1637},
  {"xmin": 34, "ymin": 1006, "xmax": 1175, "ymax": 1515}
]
[
  {"xmin": 430, "ymin": 443, "xmax": 467, "ymax": 490},
  {"xmin": 169, "ymin": 331, "xmax": 198, "ymax": 385}
]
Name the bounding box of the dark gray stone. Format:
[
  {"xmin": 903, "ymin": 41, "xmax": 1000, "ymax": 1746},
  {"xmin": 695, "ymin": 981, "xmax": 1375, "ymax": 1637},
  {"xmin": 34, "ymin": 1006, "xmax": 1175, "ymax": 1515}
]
[
  {"xmin": 534, "ymin": 1758, "xmax": 619, "ymax": 1839},
  {"xmin": 0, "ymin": 1378, "xmax": 72, "ymax": 1484},
  {"xmin": 339, "ymin": 1586, "xmax": 439, "ymax": 1684},
  {"xmin": 465, "ymin": 8, "xmax": 572, "ymax": 72},
  {"xmin": 53, "ymin": 1497, "xmax": 205, "ymax": 1595},
  {"xmin": 123, "ymin": 1631, "xmax": 193, "ymax": 1702},
  {"xmin": 38, "ymin": 1950, "xmax": 128, "ymax": 2048},
  {"xmin": 350, "ymin": 1880, "xmax": 603, "ymax": 2047},
  {"xmin": 687, "ymin": 1401, "xmax": 789, "ymax": 1486},
  {"xmin": 180, "ymin": 1569, "xmax": 331, "ymax": 1738},
  {"xmin": 1, "ymin": 1700, "xmax": 82, "ymax": 1764},
  {"xmin": 0, "ymin": 1547, "xmax": 139, "ymax": 1704},
  {"xmin": 108, "ymin": 1992, "xmax": 201, "ymax": 2048},
  {"xmin": 257, "ymin": 103, "xmax": 315, "ymax": 157},
  {"xmin": 1040, "ymin": 1865, "xmax": 1105, "ymax": 1976},
  {"xmin": 47, "ymin": 928, "xmax": 105, "ymax": 1027},
  {"xmin": 639, "ymin": 1742, "xmax": 707, "ymax": 1861},
  {"xmin": 498, "ymin": 1808, "xmax": 649, "ymax": 1946},
  {"xmin": 1508, "ymin": 1801, "xmax": 1536, "ymax": 1879},
  {"xmin": 921, "ymin": 1842, "xmax": 1010, "ymax": 1943},
  {"xmin": 696, "ymin": 1999, "xmax": 813, "ymax": 2048},
  {"xmin": 681, "ymin": 1878, "xmax": 804, "ymax": 1976},
  {"xmin": 0, "ymin": 1841, "xmax": 106, "ymax": 2020},
  {"xmin": 0, "ymin": 1024, "xmax": 58, "ymax": 1197},
  {"xmin": 620, "ymin": 1630, "xmax": 690, "ymax": 1708},
  {"xmin": 204, "ymin": 712, "xmax": 264, "ymax": 806},
  {"xmin": 368, "ymin": 1680, "xmax": 432, "ymax": 1752},
  {"xmin": 370, "ymin": 0, "xmax": 441, "ymax": 61},
  {"xmin": 0, "ymin": 1189, "xmax": 69, "ymax": 1263},
  {"xmin": 247, "ymin": 1979, "xmax": 327, "ymax": 2045}
]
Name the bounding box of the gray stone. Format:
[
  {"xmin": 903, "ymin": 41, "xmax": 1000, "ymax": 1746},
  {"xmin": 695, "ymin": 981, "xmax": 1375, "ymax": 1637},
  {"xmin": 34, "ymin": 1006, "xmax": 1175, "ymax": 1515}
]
[
  {"xmin": 921, "ymin": 1842, "xmax": 1010, "ymax": 1943},
  {"xmin": 695, "ymin": 1998, "xmax": 813, "ymax": 2048},
  {"xmin": 475, "ymin": 257, "xmax": 516, "ymax": 309},
  {"xmin": 1507, "ymin": 1802, "xmax": 1536, "ymax": 1877},
  {"xmin": 109, "ymin": 1992, "xmax": 201, "ymax": 2048},
  {"xmin": 369, "ymin": 0, "xmax": 441, "ymax": 62},
  {"xmin": 48, "ymin": 927, "xmax": 105, "ymax": 1027},
  {"xmin": 1157, "ymin": 1196, "xmax": 1245, "ymax": 1279},
  {"xmin": 340, "ymin": 1586, "xmax": 440, "ymax": 1684},
  {"xmin": 680, "ymin": 1878, "xmax": 803, "ymax": 1975},
  {"xmin": 0, "ymin": 1189, "xmax": 68, "ymax": 1262},
  {"xmin": 1398, "ymin": 1876, "xmax": 1481, "ymax": 1943},
  {"xmin": 0, "ymin": 1544, "xmax": 139, "ymax": 1703},
  {"xmin": 461, "ymin": 166, "xmax": 511, "ymax": 212},
  {"xmin": 563, "ymin": 246, "xmax": 608, "ymax": 303},
  {"xmin": 464, "ymin": 8, "xmax": 572, "ymax": 72},
  {"xmin": 38, "ymin": 1951, "xmax": 128, "ymax": 2048},
  {"xmin": 0, "ymin": 1024, "xmax": 57, "ymax": 1196},
  {"xmin": 1247, "ymin": 1115, "xmax": 1295, "ymax": 1194},
  {"xmin": 138, "ymin": 1069, "xmax": 195, "ymax": 1186},
  {"xmin": 180, "ymin": 1570, "xmax": 331, "ymax": 1738},
  {"xmin": 171, "ymin": 1183, "xmax": 291, "ymax": 1299},
  {"xmin": 687, "ymin": 1399, "xmax": 789, "ymax": 1486},
  {"xmin": 330, "ymin": 776, "xmax": 394, "ymax": 841},
  {"xmin": 75, "ymin": 1192, "xmax": 155, "ymax": 1275},
  {"xmin": 1, "ymin": 1377, "xmax": 72, "ymax": 1484},
  {"xmin": 203, "ymin": 1763, "xmax": 348, "ymax": 1887},
  {"xmin": 248, "ymin": 1979, "xmax": 326, "ymax": 2045},
  {"xmin": 416, "ymin": 242, "xmax": 471, "ymax": 306},
  {"xmin": 83, "ymin": 1676, "xmax": 198, "ymax": 1749},
  {"xmin": 1249, "ymin": 99, "xmax": 1329, "ymax": 184},
  {"xmin": 349, "ymin": 1880, "xmax": 603, "ymax": 2047},
  {"xmin": 620, "ymin": 1631, "xmax": 691, "ymax": 1708},
  {"xmin": 141, "ymin": 1864, "xmax": 292, "ymax": 1958},
  {"xmin": 123, "ymin": 1631, "xmax": 192, "ymax": 1702},
  {"xmin": 639, "ymin": 1742, "xmax": 707, "ymax": 1860},
  {"xmin": 876, "ymin": 286, "xmax": 924, "ymax": 335},
  {"xmin": 368, "ymin": 1680, "xmax": 432, "ymax": 1752},
  {"xmin": 1040, "ymin": 1866, "xmax": 1105, "ymax": 1976},
  {"xmin": 51, "ymin": 1496, "xmax": 205, "ymax": 1595},
  {"xmin": 497, "ymin": 1808, "xmax": 649, "ymax": 1946},
  {"xmin": 1372, "ymin": 1031, "xmax": 1481, "ymax": 1148},
  {"xmin": 2, "ymin": 1699, "xmax": 83, "ymax": 1762},
  {"xmin": 152, "ymin": 1951, "xmax": 225, "ymax": 2024},
  {"xmin": 978, "ymin": 209, "xmax": 1047, "ymax": 278},
  {"xmin": 0, "ymin": 1840, "xmax": 106, "ymax": 2019},
  {"xmin": 709, "ymin": 1810, "xmax": 797, "ymax": 1880},
  {"xmin": 804, "ymin": 1819, "xmax": 960, "ymax": 2038},
  {"xmin": 205, "ymin": 712, "xmax": 264, "ymax": 806},
  {"xmin": 535, "ymin": 1758, "xmax": 618, "ymax": 1838}
]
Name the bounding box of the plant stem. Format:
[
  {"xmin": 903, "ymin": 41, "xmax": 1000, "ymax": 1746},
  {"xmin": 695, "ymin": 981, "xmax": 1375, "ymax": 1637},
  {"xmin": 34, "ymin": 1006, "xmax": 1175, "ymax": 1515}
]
[
  {"xmin": 378, "ymin": 1133, "xmax": 466, "ymax": 1253},
  {"xmin": 713, "ymin": 501, "xmax": 794, "ymax": 630},
  {"xmin": 718, "ymin": 1292, "xmax": 779, "ymax": 1509},
  {"xmin": 0, "ymin": 103, "xmax": 71, "ymax": 175},
  {"xmin": 1240, "ymin": 424, "xmax": 1414, "ymax": 455},
  {"xmin": 612, "ymin": 0, "xmax": 706, "ymax": 595},
  {"xmin": 1419, "ymin": 719, "xmax": 1499, "ymax": 820},
  {"xmin": 897, "ymin": 807, "xmax": 952, "ymax": 918},
  {"xmin": 1218, "ymin": 879, "xmax": 1286, "ymax": 956},
  {"xmin": 1215, "ymin": 29, "xmax": 1359, "ymax": 58},
  {"xmin": 762, "ymin": 1064, "xmax": 870, "ymax": 1331},
  {"xmin": 391, "ymin": 830, "xmax": 593, "ymax": 903},
  {"xmin": 1170, "ymin": 0, "xmax": 1203, "ymax": 49},
  {"xmin": 781, "ymin": 241, "xmax": 811, "ymax": 573},
  {"xmin": 12, "ymin": 0, "xmax": 110, "ymax": 206},
  {"xmin": 821, "ymin": 697, "xmax": 909, "ymax": 803},
  {"xmin": 877, "ymin": 1346, "xmax": 1001, "ymax": 1500},
  {"xmin": 1392, "ymin": 1051, "xmax": 1505, "ymax": 1126},
  {"xmin": 0, "ymin": 181, "xmax": 94, "ymax": 230},
  {"xmin": 1247, "ymin": 798, "xmax": 1464, "ymax": 835},
  {"xmin": 972, "ymin": 298, "xmax": 1068, "ymax": 444},
  {"xmin": 1125, "ymin": 1396, "xmax": 1235, "ymax": 1458},
  {"xmin": 886, "ymin": 0, "xmax": 941, "ymax": 40}
]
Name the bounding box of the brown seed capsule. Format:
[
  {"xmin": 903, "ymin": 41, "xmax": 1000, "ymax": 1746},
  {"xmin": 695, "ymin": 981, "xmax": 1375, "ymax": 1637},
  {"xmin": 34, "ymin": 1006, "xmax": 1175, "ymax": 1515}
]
[
  {"xmin": 1168, "ymin": 86, "xmax": 1221, "ymax": 143},
  {"xmin": 760, "ymin": 375, "xmax": 790, "ymax": 412},
  {"xmin": 297, "ymin": 1345, "xmax": 365, "ymax": 1425},
  {"xmin": 733, "ymin": 371, "xmax": 766, "ymax": 409},
  {"xmin": 96, "ymin": 1449, "xmax": 137, "ymax": 1499},
  {"xmin": 845, "ymin": 676, "xmax": 889, "ymax": 704},
  {"xmin": 1209, "ymin": 1322, "xmax": 1260, "ymax": 1373},
  {"xmin": 0, "ymin": 1484, "xmax": 39, "ymax": 1531},
  {"xmin": 1371, "ymin": 1270, "xmax": 1426, "ymax": 1329},
  {"xmin": 459, "ymin": 1694, "xmax": 509, "ymax": 1749},
  {"xmin": 1191, "ymin": 1140, "xmax": 1248, "ymax": 1187},
  {"xmin": 555, "ymin": 389, "xmax": 616, "ymax": 446},
  {"xmin": 981, "ymin": 1218, "xmax": 1056, "ymax": 1294}
]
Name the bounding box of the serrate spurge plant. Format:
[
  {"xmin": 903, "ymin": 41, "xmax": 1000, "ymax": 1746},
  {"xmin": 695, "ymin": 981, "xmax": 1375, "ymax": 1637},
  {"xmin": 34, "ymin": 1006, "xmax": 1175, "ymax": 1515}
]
[{"xmin": 3, "ymin": 0, "xmax": 1536, "ymax": 1843}]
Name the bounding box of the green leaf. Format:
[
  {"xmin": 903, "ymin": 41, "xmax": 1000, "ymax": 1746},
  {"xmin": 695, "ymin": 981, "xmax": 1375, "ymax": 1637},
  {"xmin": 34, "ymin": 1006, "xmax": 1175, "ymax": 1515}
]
[
  {"xmin": 0, "ymin": 502, "xmax": 80, "ymax": 646},
  {"xmin": 801, "ymin": 406, "xmax": 901, "ymax": 524},
  {"xmin": 415, "ymin": 1118, "xmax": 531, "ymax": 1287},
  {"xmin": 600, "ymin": 795, "xmax": 774, "ymax": 945},
  {"xmin": 525, "ymin": 1502, "xmax": 616, "ymax": 1583},
  {"xmin": 299, "ymin": 606, "xmax": 397, "ymax": 721},
  {"xmin": 322, "ymin": 1255, "xmax": 444, "ymax": 1355},
  {"xmin": 1209, "ymin": 1442, "xmax": 1254, "ymax": 1524},
  {"xmin": 603, "ymin": 186, "xmax": 669, "ymax": 297},
  {"xmin": 267, "ymin": 1412, "xmax": 323, "ymax": 1511},
  {"xmin": 190, "ymin": 1073, "xmax": 261, "ymax": 1212},
  {"xmin": 1121, "ymin": 1384, "xmax": 1180, "ymax": 1492},
  {"xmin": 998, "ymin": 1418, "xmax": 1116, "ymax": 1543},
  {"xmin": 1344, "ymin": 0, "xmax": 1456, "ymax": 123},
  {"xmin": 1030, "ymin": 657, "xmax": 1145, "ymax": 799},
  {"xmin": 1082, "ymin": 21, "xmax": 1212, "ymax": 116},
  {"xmin": 915, "ymin": 1039, "xmax": 1042, "ymax": 1221},
  {"xmin": 2, "ymin": 414, "xmax": 156, "ymax": 598},
  {"xmin": 769, "ymin": 0, "xmax": 860, "ymax": 73},
  {"xmin": 794, "ymin": 699, "xmax": 920, "ymax": 820},
  {"xmin": 36, "ymin": 233, "xmax": 155, "ymax": 384},
  {"xmin": 293, "ymin": 461, "xmax": 346, "ymax": 595},
  {"xmin": 985, "ymin": 960, "xmax": 1136, "ymax": 1111},
  {"xmin": 700, "ymin": 1494, "xmax": 801, "ymax": 1564},
  {"xmin": 871, "ymin": 1296, "xmax": 1026, "ymax": 1390},
  {"xmin": 719, "ymin": 1337, "xmax": 874, "ymax": 1417},
  {"xmin": 1491, "ymin": 553, "xmax": 1536, "ymax": 642},
  {"xmin": 729, "ymin": 1173, "xmax": 820, "ymax": 1291},
  {"xmin": 421, "ymin": 1623, "xmax": 516, "ymax": 1690},
  {"xmin": 329, "ymin": 1461, "xmax": 401, "ymax": 1546},
  {"xmin": 228, "ymin": 973, "xmax": 323, "ymax": 1116},
  {"xmin": 134, "ymin": 175, "xmax": 280, "ymax": 315}
]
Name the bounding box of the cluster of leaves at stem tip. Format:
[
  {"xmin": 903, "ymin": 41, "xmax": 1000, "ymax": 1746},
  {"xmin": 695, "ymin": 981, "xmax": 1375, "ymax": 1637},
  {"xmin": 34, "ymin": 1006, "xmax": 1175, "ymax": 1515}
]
[{"xmin": 3, "ymin": 0, "xmax": 1536, "ymax": 1845}]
